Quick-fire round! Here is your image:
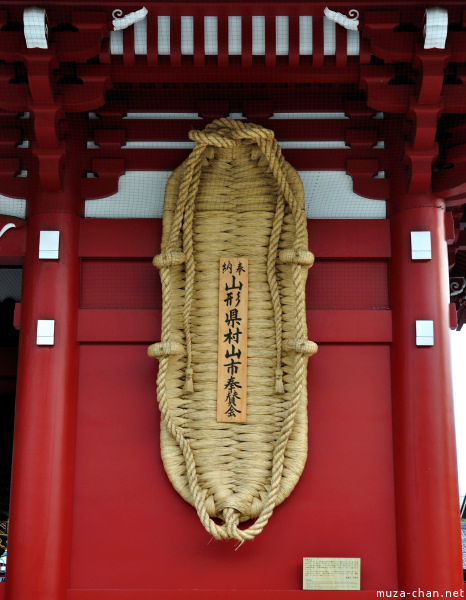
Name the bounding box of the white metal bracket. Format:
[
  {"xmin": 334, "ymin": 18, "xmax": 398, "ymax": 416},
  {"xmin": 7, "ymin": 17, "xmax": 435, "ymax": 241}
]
[
  {"xmin": 37, "ymin": 319, "xmax": 55, "ymax": 345},
  {"xmin": 411, "ymin": 231, "xmax": 432, "ymax": 260},
  {"xmin": 416, "ymin": 320, "xmax": 434, "ymax": 346},
  {"xmin": 39, "ymin": 230, "xmax": 60, "ymax": 260}
]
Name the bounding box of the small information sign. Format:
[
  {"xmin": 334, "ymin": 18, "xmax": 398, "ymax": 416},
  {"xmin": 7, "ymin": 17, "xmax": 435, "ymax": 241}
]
[
  {"xmin": 217, "ymin": 257, "xmax": 248, "ymax": 423},
  {"xmin": 303, "ymin": 557, "xmax": 361, "ymax": 590}
]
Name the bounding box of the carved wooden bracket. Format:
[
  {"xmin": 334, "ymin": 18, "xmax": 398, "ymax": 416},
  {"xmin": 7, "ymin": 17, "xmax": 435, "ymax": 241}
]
[
  {"xmin": 0, "ymin": 11, "xmax": 111, "ymax": 197},
  {"xmin": 346, "ymin": 159, "xmax": 389, "ymax": 201},
  {"xmin": 82, "ymin": 158, "xmax": 126, "ymax": 200},
  {"xmin": 22, "ymin": 51, "xmax": 65, "ymax": 192}
]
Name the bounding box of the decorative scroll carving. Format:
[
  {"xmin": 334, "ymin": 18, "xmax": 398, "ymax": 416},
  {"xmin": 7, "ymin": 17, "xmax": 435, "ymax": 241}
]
[
  {"xmin": 450, "ymin": 275, "xmax": 466, "ymax": 330},
  {"xmin": 324, "ymin": 7, "xmax": 359, "ymax": 31},
  {"xmin": 450, "ymin": 276, "xmax": 466, "ymax": 298},
  {"xmin": 112, "ymin": 7, "xmax": 148, "ymax": 31}
]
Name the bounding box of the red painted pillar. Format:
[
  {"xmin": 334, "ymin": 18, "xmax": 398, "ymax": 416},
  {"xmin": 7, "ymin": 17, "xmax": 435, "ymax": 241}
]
[
  {"xmin": 5, "ymin": 154, "xmax": 81, "ymax": 599},
  {"xmin": 390, "ymin": 179, "xmax": 463, "ymax": 592}
]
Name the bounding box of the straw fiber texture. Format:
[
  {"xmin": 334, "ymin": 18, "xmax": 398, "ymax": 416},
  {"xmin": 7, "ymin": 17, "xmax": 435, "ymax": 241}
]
[{"xmin": 148, "ymin": 119, "xmax": 317, "ymax": 541}]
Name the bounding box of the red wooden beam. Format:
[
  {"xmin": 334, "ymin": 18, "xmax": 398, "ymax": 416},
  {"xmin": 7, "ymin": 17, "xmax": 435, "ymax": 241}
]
[
  {"xmin": 83, "ymin": 147, "xmax": 388, "ymax": 172},
  {"xmin": 54, "ymin": 32, "xmax": 107, "ymax": 63},
  {"xmin": 122, "ymin": 26, "xmax": 135, "ymax": 67},
  {"xmin": 241, "ymin": 14, "xmax": 253, "ymax": 67},
  {"xmin": 87, "ymin": 118, "xmax": 385, "ymax": 143},
  {"xmin": 365, "ymin": 31, "xmax": 418, "ymax": 62},
  {"xmin": 109, "ymin": 62, "xmax": 361, "ymax": 84},
  {"xmin": 95, "ymin": 90, "xmax": 367, "ymax": 115},
  {"xmin": 79, "ymin": 219, "xmax": 391, "ymax": 259},
  {"xmin": 77, "ymin": 308, "xmax": 392, "ymax": 344},
  {"xmin": 456, "ymin": 229, "xmax": 466, "ymax": 250}
]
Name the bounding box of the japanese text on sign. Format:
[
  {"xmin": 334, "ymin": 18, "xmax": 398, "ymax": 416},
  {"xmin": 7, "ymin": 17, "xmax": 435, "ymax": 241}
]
[
  {"xmin": 303, "ymin": 557, "xmax": 361, "ymax": 591},
  {"xmin": 217, "ymin": 258, "xmax": 248, "ymax": 423}
]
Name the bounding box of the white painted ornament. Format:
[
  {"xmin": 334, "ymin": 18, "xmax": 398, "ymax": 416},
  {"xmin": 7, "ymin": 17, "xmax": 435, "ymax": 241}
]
[
  {"xmin": 324, "ymin": 7, "xmax": 359, "ymax": 31},
  {"xmin": 112, "ymin": 7, "xmax": 148, "ymax": 31},
  {"xmin": 23, "ymin": 7, "xmax": 48, "ymax": 49},
  {"xmin": 424, "ymin": 7, "xmax": 448, "ymax": 50},
  {"xmin": 0, "ymin": 223, "xmax": 16, "ymax": 239}
]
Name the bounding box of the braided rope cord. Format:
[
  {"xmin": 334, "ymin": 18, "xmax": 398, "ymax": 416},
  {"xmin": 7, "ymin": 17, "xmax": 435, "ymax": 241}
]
[{"xmin": 149, "ymin": 119, "xmax": 316, "ymax": 541}]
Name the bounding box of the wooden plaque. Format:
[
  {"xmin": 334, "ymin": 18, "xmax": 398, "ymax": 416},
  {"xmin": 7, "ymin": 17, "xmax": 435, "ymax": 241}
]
[{"xmin": 217, "ymin": 257, "xmax": 248, "ymax": 423}]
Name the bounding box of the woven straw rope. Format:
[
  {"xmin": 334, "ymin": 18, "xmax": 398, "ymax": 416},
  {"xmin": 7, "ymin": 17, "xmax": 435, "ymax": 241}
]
[{"xmin": 148, "ymin": 119, "xmax": 317, "ymax": 541}]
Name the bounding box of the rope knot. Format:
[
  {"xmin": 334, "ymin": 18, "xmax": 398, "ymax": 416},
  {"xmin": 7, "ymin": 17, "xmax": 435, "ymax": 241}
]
[
  {"xmin": 184, "ymin": 367, "xmax": 194, "ymax": 393},
  {"xmin": 147, "ymin": 340, "xmax": 185, "ymax": 358},
  {"xmin": 279, "ymin": 248, "xmax": 315, "ymax": 268},
  {"xmin": 152, "ymin": 251, "xmax": 186, "ymax": 269},
  {"xmin": 285, "ymin": 338, "xmax": 318, "ymax": 357},
  {"xmin": 189, "ymin": 119, "xmax": 276, "ymax": 150},
  {"xmin": 223, "ymin": 508, "xmax": 241, "ymax": 540},
  {"xmin": 275, "ymin": 368, "xmax": 285, "ymax": 394}
]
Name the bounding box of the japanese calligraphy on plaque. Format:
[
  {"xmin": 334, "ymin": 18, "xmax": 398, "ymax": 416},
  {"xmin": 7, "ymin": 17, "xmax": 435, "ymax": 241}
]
[{"xmin": 217, "ymin": 258, "xmax": 248, "ymax": 423}]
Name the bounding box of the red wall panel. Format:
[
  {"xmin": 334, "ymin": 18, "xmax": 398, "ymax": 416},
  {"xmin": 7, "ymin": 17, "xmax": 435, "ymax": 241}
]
[
  {"xmin": 69, "ymin": 217, "xmax": 397, "ymax": 594},
  {"xmin": 76, "ymin": 309, "xmax": 392, "ymax": 344},
  {"xmin": 306, "ymin": 260, "xmax": 389, "ymax": 310},
  {"xmin": 79, "ymin": 259, "xmax": 389, "ymax": 312},
  {"xmin": 70, "ymin": 343, "xmax": 396, "ymax": 592},
  {"xmin": 80, "ymin": 259, "xmax": 161, "ymax": 309}
]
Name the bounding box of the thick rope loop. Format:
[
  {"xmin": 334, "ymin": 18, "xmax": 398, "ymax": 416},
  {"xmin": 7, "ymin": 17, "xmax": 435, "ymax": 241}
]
[{"xmin": 189, "ymin": 118, "xmax": 274, "ymax": 149}]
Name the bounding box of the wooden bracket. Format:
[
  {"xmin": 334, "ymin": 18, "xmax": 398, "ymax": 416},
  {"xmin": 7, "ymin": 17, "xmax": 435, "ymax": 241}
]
[
  {"xmin": 403, "ymin": 48, "xmax": 449, "ymax": 194},
  {"xmin": 82, "ymin": 158, "xmax": 126, "ymax": 200},
  {"xmin": 346, "ymin": 159, "xmax": 389, "ymax": 201}
]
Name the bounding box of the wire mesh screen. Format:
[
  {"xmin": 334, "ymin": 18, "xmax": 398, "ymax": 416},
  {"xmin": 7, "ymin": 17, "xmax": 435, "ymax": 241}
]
[
  {"xmin": 84, "ymin": 169, "xmax": 386, "ymax": 220},
  {"xmin": 83, "ymin": 105, "xmax": 387, "ymax": 220},
  {"xmin": 0, "ymin": 197, "xmax": 26, "ymax": 220},
  {"xmin": 79, "ymin": 258, "xmax": 389, "ymax": 311},
  {"xmin": 80, "ymin": 260, "xmax": 161, "ymax": 309},
  {"xmin": 85, "ymin": 172, "xmax": 170, "ymax": 219},
  {"xmin": 306, "ymin": 260, "xmax": 390, "ymax": 310},
  {"xmin": 0, "ymin": 269, "xmax": 22, "ymax": 303}
]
